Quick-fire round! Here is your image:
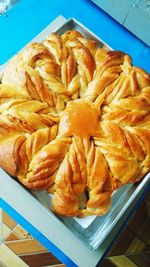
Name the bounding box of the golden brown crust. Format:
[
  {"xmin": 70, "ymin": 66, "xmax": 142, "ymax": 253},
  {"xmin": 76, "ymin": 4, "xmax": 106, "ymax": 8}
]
[
  {"xmin": 0, "ymin": 30, "xmax": 150, "ymax": 217},
  {"xmin": 0, "ymin": 134, "xmax": 26, "ymax": 176}
]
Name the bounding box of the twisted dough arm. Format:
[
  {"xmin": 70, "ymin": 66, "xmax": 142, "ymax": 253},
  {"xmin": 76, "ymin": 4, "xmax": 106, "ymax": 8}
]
[
  {"xmin": 101, "ymin": 84, "xmax": 150, "ymax": 127},
  {"xmin": 43, "ymin": 33, "xmax": 63, "ymax": 65},
  {"xmin": 83, "ymin": 51, "xmax": 124, "ymax": 104},
  {"xmin": 0, "ymin": 133, "xmax": 26, "ymax": 176},
  {"xmin": 97, "ymin": 63, "xmax": 150, "ymax": 183},
  {"xmin": 19, "ymin": 41, "xmax": 69, "ymax": 106},
  {"xmin": 44, "ymin": 32, "xmax": 75, "ymax": 88},
  {"xmin": 53, "ymin": 136, "xmax": 112, "ymax": 217},
  {"xmin": 1, "ymin": 48, "xmax": 67, "ymax": 112},
  {"xmin": 44, "ymin": 31, "xmax": 97, "ymax": 98},
  {"xmin": 61, "ymin": 30, "xmax": 97, "ymax": 57},
  {"xmin": 0, "ymin": 98, "xmax": 59, "ymax": 133},
  {"xmin": 44, "ymin": 33, "xmax": 77, "ymax": 86},
  {"xmin": 60, "ymin": 45, "xmax": 79, "ymax": 97},
  {"xmin": 66, "ymin": 38, "xmax": 96, "ymax": 97},
  {"xmin": 19, "ymin": 136, "xmax": 71, "ymax": 190},
  {"xmin": 126, "ymin": 127, "xmax": 150, "ymax": 181},
  {"xmin": 0, "ymin": 126, "xmax": 58, "ymax": 188},
  {"xmin": 0, "ymin": 84, "xmax": 31, "ymax": 101},
  {"xmin": 62, "ymin": 30, "xmax": 97, "ymax": 92},
  {"xmin": 1, "ymin": 31, "xmax": 98, "ymax": 107},
  {"xmin": 93, "ymin": 51, "xmax": 150, "ymax": 111},
  {"xmin": 94, "ymin": 121, "xmax": 147, "ymax": 184},
  {"xmin": 25, "ymin": 66, "xmax": 67, "ymax": 112},
  {"xmin": 79, "ymin": 138, "xmax": 112, "ymax": 216},
  {"xmin": 53, "ymin": 136, "xmax": 87, "ymax": 217},
  {"xmin": 85, "ymin": 50, "xmax": 150, "ymax": 110}
]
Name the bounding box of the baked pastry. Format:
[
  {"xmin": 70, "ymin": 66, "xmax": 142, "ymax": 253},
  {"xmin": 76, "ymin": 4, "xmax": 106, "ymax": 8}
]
[{"xmin": 0, "ymin": 30, "xmax": 150, "ymax": 217}]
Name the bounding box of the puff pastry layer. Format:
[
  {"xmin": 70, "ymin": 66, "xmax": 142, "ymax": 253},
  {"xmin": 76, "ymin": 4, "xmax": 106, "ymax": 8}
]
[{"xmin": 0, "ymin": 30, "xmax": 150, "ymax": 217}]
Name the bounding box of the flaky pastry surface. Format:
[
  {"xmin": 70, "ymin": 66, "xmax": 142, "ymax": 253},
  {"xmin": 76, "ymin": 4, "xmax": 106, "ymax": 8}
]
[{"xmin": 0, "ymin": 30, "xmax": 150, "ymax": 217}]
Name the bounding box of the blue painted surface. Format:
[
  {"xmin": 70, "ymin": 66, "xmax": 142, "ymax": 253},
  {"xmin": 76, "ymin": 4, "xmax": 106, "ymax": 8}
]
[
  {"xmin": 0, "ymin": 0, "xmax": 150, "ymax": 265},
  {"xmin": 0, "ymin": 197, "xmax": 78, "ymax": 267},
  {"xmin": 0, "ymin": 0, "xmax": 150, "ymax": 72}
]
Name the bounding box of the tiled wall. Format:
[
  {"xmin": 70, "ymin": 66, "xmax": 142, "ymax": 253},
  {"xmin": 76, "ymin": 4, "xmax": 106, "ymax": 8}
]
[
  {"xmin": 0, "ymin": 191, "xmax": 150, "ymax": 267},
  {"xmin": 0, "ymin": 210, "xmax": 64, "ymax": 267}
]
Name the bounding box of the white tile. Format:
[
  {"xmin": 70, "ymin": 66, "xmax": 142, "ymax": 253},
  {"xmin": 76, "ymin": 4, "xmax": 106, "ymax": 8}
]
[{"xmin": 0, "ymin": 243, "xmax": 29, "ymax": 267}]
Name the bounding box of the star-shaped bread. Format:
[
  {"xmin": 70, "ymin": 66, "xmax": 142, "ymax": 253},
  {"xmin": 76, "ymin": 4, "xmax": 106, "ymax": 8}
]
[{"xmin": 0, "ymin": 30, "xmax": 150, "ymax": 217}]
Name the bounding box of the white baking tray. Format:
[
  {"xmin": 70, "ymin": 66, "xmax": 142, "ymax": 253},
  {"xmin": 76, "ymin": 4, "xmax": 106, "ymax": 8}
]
[{"xmin": 0, "ymin": 17, "xmax": 150, "ymax": 252}]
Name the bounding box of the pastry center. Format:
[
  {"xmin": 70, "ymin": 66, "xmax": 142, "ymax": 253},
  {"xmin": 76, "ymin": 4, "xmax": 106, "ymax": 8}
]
[{"xmin": 59, "ymin": 100, "xmax": 100, "ymax": 137}]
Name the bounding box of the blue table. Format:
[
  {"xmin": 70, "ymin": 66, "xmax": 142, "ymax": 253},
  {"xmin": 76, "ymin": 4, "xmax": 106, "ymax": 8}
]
[{"xmin": 0, "ymin": 1, "xmax": 150, "ymax": 266}]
